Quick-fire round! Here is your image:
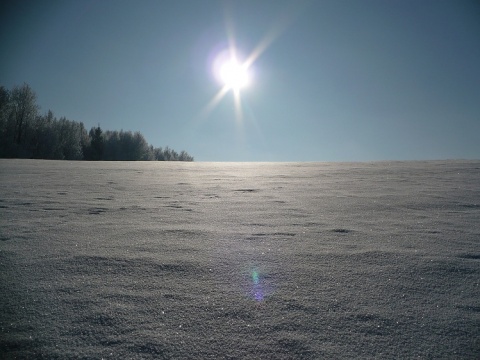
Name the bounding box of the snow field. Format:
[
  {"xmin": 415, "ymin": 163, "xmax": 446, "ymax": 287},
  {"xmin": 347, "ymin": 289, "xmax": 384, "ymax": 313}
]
[{"xmin": 1, "ymin": 160, "xmax": 479, "ymax": 358}]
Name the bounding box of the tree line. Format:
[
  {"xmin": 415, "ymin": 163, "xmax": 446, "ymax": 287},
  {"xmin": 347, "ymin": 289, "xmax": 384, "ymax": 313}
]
[{"xmin": 0, "ymin": 83, "xmax": 193, "ymax": 161}]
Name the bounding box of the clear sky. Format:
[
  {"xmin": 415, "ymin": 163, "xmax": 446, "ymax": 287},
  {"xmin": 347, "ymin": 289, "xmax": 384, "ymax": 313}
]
[{"xmin": 1, "ymin": 0, "xmax": 479, "ymax": 161}]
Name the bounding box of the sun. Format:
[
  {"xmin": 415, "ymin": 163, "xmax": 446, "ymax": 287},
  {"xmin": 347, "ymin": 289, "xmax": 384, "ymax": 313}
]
[
  {"xmin": 219, "ymin": 58, "xmax": 250, "ymax": 90},
  {"xmin": 202, "ymin": 49, "xmax": 253, "ymax": 123},
  {"xmin": 197, "ymin": 0, "xmax": 304, "ymax": 125},
  {"xmin": 212, "ymin": 50, "xmax": 251, "ymax": 92}
]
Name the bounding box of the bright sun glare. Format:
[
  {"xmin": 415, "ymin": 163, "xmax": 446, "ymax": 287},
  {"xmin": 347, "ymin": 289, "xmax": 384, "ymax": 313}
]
[
  {"xmin": 212, "ymin": 50, "xmax": 251, "ymax": 92},
  {"xmin": 202, "ymin": 48, "xmax": 253, "ymax": 124},
  {"xmin": 199, "ymin": 1, "xmax": 302, "ymax": 124},
  {"xmin": 219, "ymin": 58, "xmax": 250, "ymax": 90}
]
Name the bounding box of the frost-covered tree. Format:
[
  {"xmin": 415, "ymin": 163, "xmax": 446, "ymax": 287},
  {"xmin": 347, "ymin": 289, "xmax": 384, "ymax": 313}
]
[
  {"xmin": 0, "ymin": 86, "xmax": 12, "ymax": 157},
  {"xmin": 0, "ymin": 83, "xmax": 38, "ymax": 157},
  {"xmin": 10, "ymin": 83, "xmax": 38, "ymax": 148},
  {"xmin": 30, "ymin": 110, "xmax": 57, "ymax": 159},
  {"xmin": 151, "ymin": 146, "xmax": 193, "ymax": 161},
  {"xmin": 0, "ymin": 83, "xmax": 194, "ymax": 161},
  {"xmin": 103, "ymin": 130, "xmax": 121, "ymax": 160},
  {"xmin": 86, "ymin": 126, "xmax": 104, "ymax": 160},
  {"xmin": 55, "ymin": 117, "xmax": 85, "ymax": 160},
  {"xmin": 179, "ymin": 150, "xmax": 194, "ymax": 162},
  {"xmin": 103, "ymin": 130, "xmax": 153, "ymax": 160}
]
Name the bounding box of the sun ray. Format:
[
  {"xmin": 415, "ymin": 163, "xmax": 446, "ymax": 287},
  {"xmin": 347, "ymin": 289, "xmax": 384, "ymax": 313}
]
[
  {"xmin": 223, "ymin": 1, "xmax": 237, "ymax": 54},
  {"xmin": 195, "ymin": 0, "xmax": 309, "ymax": 126},
  {"xmin": 197, "ymin": 85, "xmax": 230, "ymax": 121},
  {"xmin": 233, "ymin": 88, "xmax": 243, "ymax": 125},
  {"xmin": 245, "ymin": 1, "xmax": 308, "ymax": 68}
]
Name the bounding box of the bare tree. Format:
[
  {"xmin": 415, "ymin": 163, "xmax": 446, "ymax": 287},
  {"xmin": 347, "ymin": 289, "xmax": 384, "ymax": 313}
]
[{"xmin": 10, "ymin": 83, "xmax": 38, "ymax": 147}]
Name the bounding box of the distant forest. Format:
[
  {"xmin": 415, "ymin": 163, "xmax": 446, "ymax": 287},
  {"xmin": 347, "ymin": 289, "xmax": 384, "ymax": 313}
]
[{"xmin": 0, "ymin": 83, "xmax": 193, "ymax": 161}]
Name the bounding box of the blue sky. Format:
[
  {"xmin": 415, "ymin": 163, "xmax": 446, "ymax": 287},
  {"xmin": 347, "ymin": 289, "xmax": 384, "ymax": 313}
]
[{"xmin": 1, "ymin": 0, "xmax": 479, "ymax": 161}]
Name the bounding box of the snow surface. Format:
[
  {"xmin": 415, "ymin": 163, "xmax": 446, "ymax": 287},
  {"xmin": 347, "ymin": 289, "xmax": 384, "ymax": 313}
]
[{"xmin": 1, "ymin": 159, "xmax": 479, "ymax": 359}]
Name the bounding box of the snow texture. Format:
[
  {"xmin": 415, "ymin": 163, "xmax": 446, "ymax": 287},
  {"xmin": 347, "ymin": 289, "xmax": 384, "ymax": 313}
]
[{"xmin": 1, "ymin": 159, "xmax": 479, "ymax": 359}]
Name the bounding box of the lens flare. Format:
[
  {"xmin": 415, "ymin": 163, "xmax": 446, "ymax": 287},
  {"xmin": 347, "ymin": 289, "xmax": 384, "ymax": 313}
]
[
  {"xmin": 252, "ymin": 270, "xmax": 260, "ymax": 284},
  {"xmin": 251, "ymin": 269, "xmax": 264, "ymax": 302}
]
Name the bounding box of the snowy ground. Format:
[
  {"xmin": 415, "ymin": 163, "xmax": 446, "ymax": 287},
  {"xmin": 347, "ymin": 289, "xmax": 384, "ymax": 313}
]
[{"xmin": 1, "ymin": 159, "xmax": 479, "ymax": 359}]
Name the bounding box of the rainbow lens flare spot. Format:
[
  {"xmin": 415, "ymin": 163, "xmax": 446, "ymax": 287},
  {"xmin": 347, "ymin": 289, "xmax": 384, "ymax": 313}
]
[
  {"xmin": 252, "ymin": 270, "xmax": 260, "ymax": 284},
  {"xmin": 251, "ymin": 270, "xmax": 264, "ymax": 302}
]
